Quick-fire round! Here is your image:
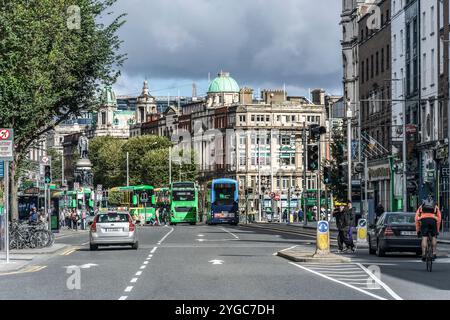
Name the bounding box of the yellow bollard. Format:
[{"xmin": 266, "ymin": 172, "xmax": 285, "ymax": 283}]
[{"xmin": 315, "ymin": 221, "xmax": 330, "ymax": 255}]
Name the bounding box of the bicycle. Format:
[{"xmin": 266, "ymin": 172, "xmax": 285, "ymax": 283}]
[{"xmin": 425, "ymin": 233, "xmax": 433, "ymax": 272}]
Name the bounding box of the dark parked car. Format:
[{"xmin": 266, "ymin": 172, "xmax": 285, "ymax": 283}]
[{"xmin": 368, "ymin": 212, "xmax": 421, "ymax": 257}]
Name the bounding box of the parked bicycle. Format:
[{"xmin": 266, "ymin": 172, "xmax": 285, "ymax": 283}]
[{"xmin": 9, "ymin": 220, "xmax": 54, "ymax": 249}]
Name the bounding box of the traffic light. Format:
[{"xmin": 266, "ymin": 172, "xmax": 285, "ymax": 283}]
[
  {"xmin": 323, "ymin": 166, "xmax": 332, "ymax": 185},
  {"xmin": 44, "ymin": 165, "xmax": 52, "ymax": 184},
  {"xmin": 337, "ymin": 164, "xmax": 348, "ymax": 184},
  {"xmin": 307, "ymin": 145, "xmax": 319, "ymax": 171}
]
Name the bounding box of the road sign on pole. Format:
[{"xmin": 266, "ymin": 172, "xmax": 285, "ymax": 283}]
[{"xmin": 0, "ymin": 128, "xmax": 14, "ymax": 162}]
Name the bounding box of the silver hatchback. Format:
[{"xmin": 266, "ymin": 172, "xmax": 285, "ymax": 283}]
[{"xmin": 89, "ymin": 211, "xmax": 138, "ymax": 250}]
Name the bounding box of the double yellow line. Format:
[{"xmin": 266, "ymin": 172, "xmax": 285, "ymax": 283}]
[
  {"xmin": 60, "ymin": 247, "xmax": 79, "ymax": 256},
  {"xmin": 0, "ymin": 265, "xmax": 47, "ymax": 277}
]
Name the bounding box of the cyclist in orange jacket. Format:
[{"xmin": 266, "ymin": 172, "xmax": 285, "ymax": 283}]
[{"xmin": 415, "ymin": 196, "xmax": 442, "ymax": 261}]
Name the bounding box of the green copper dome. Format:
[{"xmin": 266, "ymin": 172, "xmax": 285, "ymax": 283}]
[{"xmin": 207, "ymin": 71, "xmax": 240, "ymax": 93}]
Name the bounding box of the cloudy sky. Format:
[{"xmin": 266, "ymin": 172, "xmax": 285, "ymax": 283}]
[{"xmin": 109, "ymin": 0, "xmax": 342, "ymax": 98}]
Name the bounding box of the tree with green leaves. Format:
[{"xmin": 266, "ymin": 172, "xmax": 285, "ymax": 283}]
[
  {"xmin": 89, "ymin": 136, "xmax": 126, "ymax": 189},
  {"xmin": 324, "ymin": 126, "xmax": 347, "ymax": 202},
  {"xmin": 122, "ymin": 135, "xmax": 172, "ymax": 185},
  {"xmin": 0, "ymin": 0, "xmax": 126, "ymax": 219},
  {"xmin": 141, "ymin": 148, "xmax": 198, "ymax": 188}
]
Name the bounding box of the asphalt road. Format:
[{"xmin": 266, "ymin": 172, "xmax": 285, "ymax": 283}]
[{"xmin": 0, "ymin": 223, "xmax": 449, "ymax": 300}]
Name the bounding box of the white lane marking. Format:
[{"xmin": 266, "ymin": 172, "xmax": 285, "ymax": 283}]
[
  {"xmin": 135, "ymin": 271, "xmax": 142, "ymax": 276},
  {"xmin": 220, "ymin": 227, "xmax": 239, "ymax": 239},
  {"xmin": 130, "ymin": 278, "xmax": 138, "ymax": 283},
  {"xmin": 124, "ymin": 286, "xmax": 133, "ymax": 292},
  {"xmin": 289, "ymin": 262, "xmax": 387, "ymax": 301},
  {"xmin": 146, "ymin": 257, "xmax": 151, "ymax": 260},
  {"xmin": 356, "ymin": 263, "xmax": 403, "ymax": 301},
  {"xmin": 157, "ymin": 226, "xmax": 175, "ymax": 244},
  {"xmin": 143, "ymin": 261, "xmax": 149, "ymax": 265},
  {"xmin": 148, "ymin": 254, "xmax": 153, "ymax": 258},
  {"xmin": 81, "ymin": 242, "xmax": 90, "ymax": 245},
  {"xmin": 279, "ymin": 245, "xmax": 299, "ymax": 252},
  {"xmin": 151, "ymin": 247, "xmax": 157, "ymax": 254},
  {"xmin": 140, "ymin": 265, "xmax": 146, "ymax": 270},
  {"xmin": 119, "ymin": 296, "xmax": 128, "ymax": 300},
  {"xmin": 209, "ymin": 259, "xmax": 224, "ymax": 265},
  {"xmin": 197, "ymin": 239, "xmax": 205, "ymax": 242},
  {"xmin": 198, "ymin": 234, "xmax": 204, "ymax": 237}
]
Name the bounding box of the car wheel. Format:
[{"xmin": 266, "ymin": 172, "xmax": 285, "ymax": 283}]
[
  {"xmin": 90, "ymin": 243, "xmax": 98, "ymax": 251},
  {"xmin": 376, "ymin": 241, "xmax": 385, "ymax": 257},
  {"xmin": 368, "ymin": 237, "xmax": 376, "ymax": 255},
  {"xmin": 132, "ymin": 242, "xmax": 139, "ymax": 250}
]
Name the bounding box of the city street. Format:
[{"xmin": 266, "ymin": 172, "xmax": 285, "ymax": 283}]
[{"xmin": 1, "ymin": 223, "xmax": 449, "ymax": 300}]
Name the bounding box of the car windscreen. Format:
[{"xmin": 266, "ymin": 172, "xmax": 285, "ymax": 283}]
[
  {"xmin": 172, "ymin": 190, "xmax": 195, "ymax": 201},
  {"xmin": 213, "ymin": 184, "xmax": 236, "ymax": 205},
  {"xmin": 386, "ymin": 214, "xmax": 415, "ymax": 225},
  {"xmin": 98, "ymin": 213, "xmax": 129, "ymax": 223}
]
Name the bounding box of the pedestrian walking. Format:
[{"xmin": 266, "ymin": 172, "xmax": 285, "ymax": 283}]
[
  {"xmin": 333, "ymin": 204, "xmax": 354, "ymax": 253},
  {"xmin": 345, "ymin": 201, "xmax": 355, "ymax": 252},
  {"xmin": 375, "ymin": 202, "xmax": 384, "ymax": 224},
  {"xmin": 81, "ymin": 210, "xmax": 87, "ymax": 230},
  {"xmin": 29, "ymin": 207, "xmax": 38, "ymax": 223},
  {"xmin": 298, "ymin": 209, "xmax": 303, "ymax": 222}
]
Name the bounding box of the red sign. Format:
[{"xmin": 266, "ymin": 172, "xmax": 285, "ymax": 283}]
[
  {"xmin": 274, "ymin": 194, "xmax": 281, "ymax": 201},
  {"xmin": 0, "ymin": 129, "xmax": 10, "ymax": 140},
  {"xmin": 406, "ymin": 124, "xmax": 417, "ymax": 134}
]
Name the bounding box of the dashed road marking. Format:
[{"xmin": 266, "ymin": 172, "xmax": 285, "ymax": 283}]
[
  {"xmin": 124, "ymin": 286, "xmax": 133, "ymax": 292},
  {"xmin": 130, "ymin": 278, "xmax": 138, "ymax": 283},
  {"xmin": 140, "ymin": 265, "xmax": 146, "ymax": 270},
  {"xmin": 135, "ymin": 271, "xmax": 142, "ymax": 276},
  {"xmin": 150, "ymin": 247, "xmax": 157, "ymax": 254},
  {"xmin": 143, "ymin": 261, "xmax": 149, "ymax": 265},
  {"xmin": 119, "ymin": 296, "xmax": 128, "ymax": 300},
  {"xmin": 220, "ymin": 227, "xmax": 239, "ymax": 239}
]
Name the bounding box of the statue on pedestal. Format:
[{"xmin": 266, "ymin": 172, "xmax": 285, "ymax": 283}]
[{"xmin": 78, "ymin": 133, "xmax": 89, "ymax": 159}]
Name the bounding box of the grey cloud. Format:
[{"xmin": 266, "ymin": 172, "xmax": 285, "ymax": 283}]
[{"xmin": 112, "ymin": 0, "xmax": 342, "ymax": 92}]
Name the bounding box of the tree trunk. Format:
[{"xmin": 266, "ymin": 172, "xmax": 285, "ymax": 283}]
[{"xmin": 9, "ymin": 160, "xmax": 18, "ymax": 221}]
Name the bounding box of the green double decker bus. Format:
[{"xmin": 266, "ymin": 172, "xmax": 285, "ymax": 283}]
[
  {"xmin": 169, "ymin": 182, "xmax": 198, "ymax": 225},
  {"xmin": 109, "ymin": 185, "xmax": 156, "ymax": 225}
]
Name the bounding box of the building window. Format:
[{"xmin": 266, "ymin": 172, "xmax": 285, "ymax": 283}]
[
  {"xmin": 361, "ymin": 61, "xmax": 365, "ymax": 83},
  {"xmin": 239, "ymin": 115, "xmax": 246, "ymax": 123},
  {"xmin": 371, "ymin": 54, "xmax": 374, "ymax": 78},
  {"xmin": 266, "ymin": 115, "xmax": 270, "ymax": 122},
  {"xmin": 386, "ymin": 45, "xmax": 390, "ymax": 70},
  {"xmin": 366, "ymin": 58, "xmax": 369, "ymax": 81},
  {"xmin": 381, "ymin": 48, "xmax": 385, "ymax": 73},
  {"xmin": 431, "ymin": 49, "xmax": 435, "ymax": 85},
  {"xmin": 376, "ymin": 51, "xmax": 379, "ymax": 75},
  {"xmin": 251, "ymin": 115, "xmax": 255, "ymax": 122}
]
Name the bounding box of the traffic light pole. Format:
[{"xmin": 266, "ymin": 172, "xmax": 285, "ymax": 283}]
[
  {"xmin": 303, "ymin": 124, "xmax": 308, "ymax": 226},
  {"xmin": 317, "ymin": 137, "xmax": 321, "ymax": 222}
]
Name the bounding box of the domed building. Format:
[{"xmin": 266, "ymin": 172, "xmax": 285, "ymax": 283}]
[{"xmin": 206, "ymin": 71, "xmax": 240, "ymax": 107}]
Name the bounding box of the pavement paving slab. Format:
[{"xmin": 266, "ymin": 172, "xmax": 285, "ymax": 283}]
[
  {"xmin": 277, "ymin": 246, "xmax": 352, "ymax": 263},
  {"xmin": 0, "ymin": 260, "xmax": 31, "ymax": 273}
]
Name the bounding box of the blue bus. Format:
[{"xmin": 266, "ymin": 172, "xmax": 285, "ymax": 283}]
[{"xmin": 205, "ymin": 178, "xmax": 239, "ymax": 225}]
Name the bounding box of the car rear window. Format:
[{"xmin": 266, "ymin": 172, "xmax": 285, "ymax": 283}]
[
  {"xmin": 98, "ymin": 213, "xmax": 129, "ymax": 223},
  {"xmin": 387, "ymin": 214, "xmax": 415, "ymax": 225}
]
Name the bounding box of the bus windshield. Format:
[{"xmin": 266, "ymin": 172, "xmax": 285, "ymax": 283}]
[
  {"xmin": 173, "ymin": 190, "xmax": 195, "ymax": 201},
  {"xmin": 213, "ymin": 184, "xmax": 236, "ymax": 205}
]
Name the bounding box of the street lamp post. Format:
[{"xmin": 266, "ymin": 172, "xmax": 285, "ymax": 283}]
[{"xmin": 346, "ymin": 103, "xmax": 353, "ymax": 204}]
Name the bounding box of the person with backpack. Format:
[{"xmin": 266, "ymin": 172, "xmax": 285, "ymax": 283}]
[{"xmin": 415, "ymin": 195, "xmax": 442, "ymax": 261}]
